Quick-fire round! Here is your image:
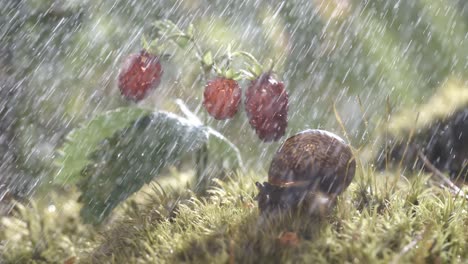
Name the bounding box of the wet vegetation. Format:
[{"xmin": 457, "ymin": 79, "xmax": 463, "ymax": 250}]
[
  {"xmin": 0, "ymin": 0, "xmax": 467, "ymax": 263},
  {"xmin": 2, "ymin": 170, "xmax": 468, "ymax": 263}
]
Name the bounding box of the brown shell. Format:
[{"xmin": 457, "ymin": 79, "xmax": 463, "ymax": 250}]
[{"xmin": 268, "ymin": 129, "xmax": 356, "ymax": 195}]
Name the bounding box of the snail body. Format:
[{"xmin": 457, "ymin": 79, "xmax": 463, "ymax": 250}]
[{"xmin": 256, "ymin": 129, "xmax": 356, "ymax": 213}]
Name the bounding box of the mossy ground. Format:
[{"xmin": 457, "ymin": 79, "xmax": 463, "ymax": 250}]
[{"xmin": 1, "ymin": 166, "xmax": 468, "ymax": 263}]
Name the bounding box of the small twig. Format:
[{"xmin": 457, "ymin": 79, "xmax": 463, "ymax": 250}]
[{"xmin": 417, "ymin": 150, "xmax": 468, "ymax": 200}]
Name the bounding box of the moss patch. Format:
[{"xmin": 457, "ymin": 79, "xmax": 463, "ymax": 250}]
[{"xmin": 3, "ymin": 168, "xmax": 468, "ymax": 263}]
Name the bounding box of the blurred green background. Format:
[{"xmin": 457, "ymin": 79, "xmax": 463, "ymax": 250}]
[{"xmin": 1, "ymin": 0, "xmax": 467, "ymax": 194}]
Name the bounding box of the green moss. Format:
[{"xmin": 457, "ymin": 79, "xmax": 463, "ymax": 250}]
[
  {"xmin": 0, "ymin": 190, "xmax": 98, "ymax": 263},
  {"xmin": 364, "ymin": 78, "xmax": 468, "ymax": 175},
  {"xmin": 381, "ymin": 78, "xmax": 468, "ymax": 137},
  {"xmin": 2, "ymin": 167, "xmax": 468, "ymax": 263}
]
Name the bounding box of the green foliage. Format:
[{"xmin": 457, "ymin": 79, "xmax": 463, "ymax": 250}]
[
  {"xmin": 53, "ymin": 103, "xmax": 244, "ymax": 224},
  {"xmin": 54, "ymin": 107, "xmax": 152, "ymax": 184},
  {"xmin": 2, "ymin": 0, "xmax": 468, "ymax": 262},
  {"xmin": 75, "ymin": 111, "xmax": 209, "ymax": 224},
  {"xmin": 0, "ymin": 191, "xmax": 97, "ymax": 263}
]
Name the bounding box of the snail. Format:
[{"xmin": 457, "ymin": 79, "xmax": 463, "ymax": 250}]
[{"xmin": 255, "ymin": 129, "xmax": 356, "ymax": 213}]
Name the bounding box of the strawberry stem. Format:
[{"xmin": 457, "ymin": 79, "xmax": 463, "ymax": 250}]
[{"xmin": 231, "ymin": 51, "xmax": 263, "ymax": 69}]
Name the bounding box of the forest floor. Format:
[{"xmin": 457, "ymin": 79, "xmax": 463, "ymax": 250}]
[{"xmin": 1, "ymin": 165, "xmax": 468, "ymax": 264}]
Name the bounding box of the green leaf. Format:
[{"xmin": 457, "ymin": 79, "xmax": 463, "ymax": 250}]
[
  {"xmin": 249, "ymin": 64, "xmax": 263, "ymax": 77},
  {"xmin": 202, "ymin": 51, "xmax": 213, "ymax": 67},
  {"xmin": 141, "ymin": 34, "xmax": 150, "ymax": 50},
  {"xmin": 225, "ymin": 68, "xmax": 235, "ymax": 79},
  {"xmin": 215, "ymin": 66, "xmax": 223, "ymax": 76},
  {"xmin": 193, "ymin": 129, "xmax": 244, "ymax": 193},
  {"xmin": 206, "ymin": 128, "xmax": 244, "ymax": 172},
  {"xmin": 54, "ymin": 107, "xmax": 151, "ymax": 184},
  {"xmin": 78, "ymin": 111, "xmax": 209, "ymax": 224},
  {"xmin": 231, "ymin": 71, "xmax": 242, "ymax": 81},
  {"xmin": 169, "ymin": 34, "xmax": 190, "ymax": 48},
  {"xmin": 186, "ymin": 24, "xmax": 194, "ymax": 39},
  {"xmin": 174, "ymin": 98, "xmax": 244, "ymax": 173},
  {"xmin": 226, "ymin": 43, "xmax": 232, "ymax": 57}
]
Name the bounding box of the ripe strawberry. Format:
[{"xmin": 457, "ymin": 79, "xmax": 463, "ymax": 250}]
[
  {"xmin": 118, "ymin": 50, "xmax": 163, "ymax": 102},
  {"xmin": 203, "ymin": 77, "xmax": 241, "ymax": 120},
  {"xmin": 245, "ymin": 73, "xmax": 288, "ymax": 142}
]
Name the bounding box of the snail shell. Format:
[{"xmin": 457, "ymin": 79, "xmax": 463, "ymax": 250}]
[{"xmin": 256, "ymin": 129, "xmax": 356, "ymax": 213}]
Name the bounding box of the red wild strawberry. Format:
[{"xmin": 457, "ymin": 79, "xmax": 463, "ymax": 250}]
[
  {"xmin": 203, "ymin": 77, "xmax": 241, "ymax": 120},
  {"xmin": 118, "ymin": 50, "xmax": 163, "ymax": 102},
  {"xmin": 245, "ymin": 73, "xmax": 288, "ymax": 142}
]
